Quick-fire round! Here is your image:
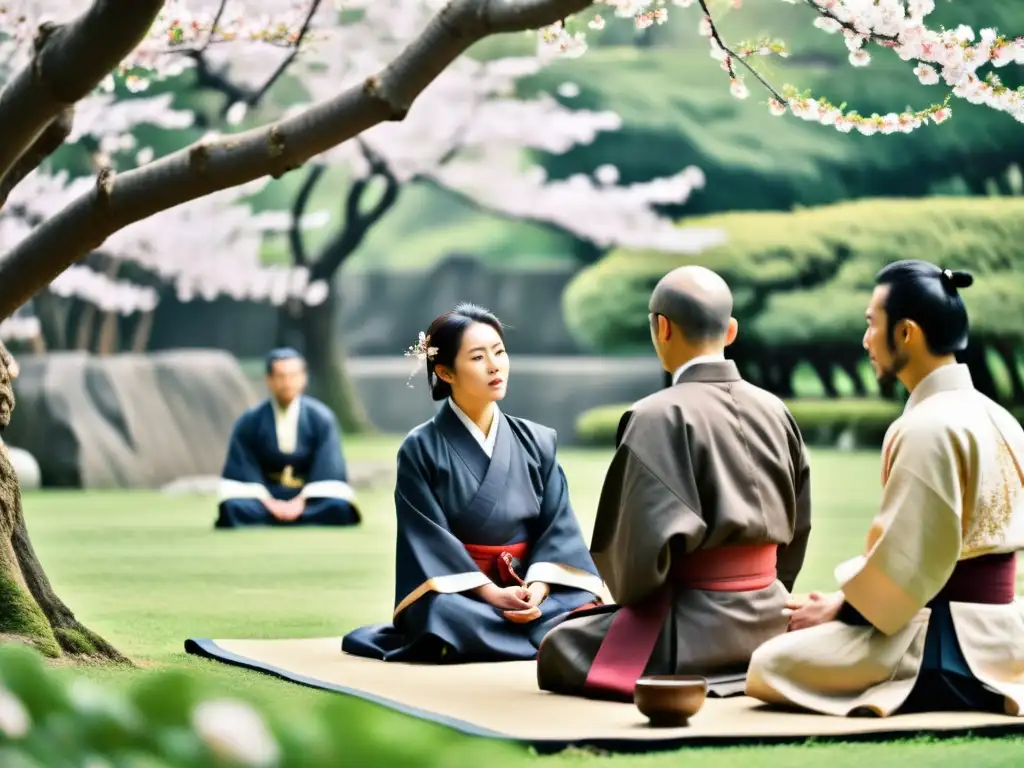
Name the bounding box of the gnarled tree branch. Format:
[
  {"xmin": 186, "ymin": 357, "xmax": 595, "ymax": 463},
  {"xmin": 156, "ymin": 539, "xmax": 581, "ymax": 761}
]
[
  {"xmin": 0, "ymin": 0, "xmax": 164, "ymax": 189},
  {"xmin": 310, "ymin": 141, "xmax": 401, "ymax": 282},
  {"xmin": 289, "ymin": 163, "xmax": 328, "ymax": 267},
  {"xmin": 191, "ymin": 0, "xmax": 324, "ymax": 119},
  {"xmin": 0, "ymin": 107, "xmax": 74, "ymax": 208},
  {"xmin": 0, "ymin": 0, "xmax": 596, "ymax": 319}
]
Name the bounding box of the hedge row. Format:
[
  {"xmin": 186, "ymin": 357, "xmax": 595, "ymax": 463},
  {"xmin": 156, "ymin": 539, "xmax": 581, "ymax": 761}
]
[
  {"xmin": 562, "ymin": 197, "xmax": 1024, "ymax": 354},
  {"xmin": 0, "ymin": 644, "xmax": 517, "ymax": 767},
  {"xmin": 575, "ymin": 397, "xmax": 904, "ymax": 448}
]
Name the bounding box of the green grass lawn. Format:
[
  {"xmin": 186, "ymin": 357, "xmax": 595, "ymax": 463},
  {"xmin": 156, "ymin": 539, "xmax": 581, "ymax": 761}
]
[{"xmin": 20, "ymin": 436, "xmax": 1024, "ymax": 765}]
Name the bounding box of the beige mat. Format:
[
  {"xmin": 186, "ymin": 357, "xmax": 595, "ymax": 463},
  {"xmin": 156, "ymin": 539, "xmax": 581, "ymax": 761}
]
[{"xmin": 184, "ymin": 637, "xmax": 1024, "ymax": 750}]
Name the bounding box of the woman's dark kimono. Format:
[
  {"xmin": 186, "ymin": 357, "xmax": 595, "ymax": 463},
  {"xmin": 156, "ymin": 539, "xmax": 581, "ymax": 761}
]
[{"xmin": 342, "ymin": 401, "xmax": 604, "ymax": 663}]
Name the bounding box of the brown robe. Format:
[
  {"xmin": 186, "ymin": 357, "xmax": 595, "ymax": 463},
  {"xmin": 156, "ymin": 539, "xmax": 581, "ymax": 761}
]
[{"xmin": 536, "ymin": 360, "xmax": 811, "ymax": 699}]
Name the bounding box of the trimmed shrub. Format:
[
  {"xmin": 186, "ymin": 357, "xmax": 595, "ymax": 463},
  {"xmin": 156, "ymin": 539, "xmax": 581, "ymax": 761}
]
[
  {"xmin": 575, "ymin": 398, "xmax": 903, "ymax": 449},
  {"xmin": 786, "ymin": 398, "xmax": 903, "ymax": 448},
  {"xmin": 563, "ymin": 197, "xmax": 1024, "ymax": 356}
]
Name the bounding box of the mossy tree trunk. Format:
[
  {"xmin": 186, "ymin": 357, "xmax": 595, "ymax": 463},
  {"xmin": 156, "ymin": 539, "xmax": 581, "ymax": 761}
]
[{"xmin": 0, "ymin": 343, "xmax": 129, "ymax": 663}]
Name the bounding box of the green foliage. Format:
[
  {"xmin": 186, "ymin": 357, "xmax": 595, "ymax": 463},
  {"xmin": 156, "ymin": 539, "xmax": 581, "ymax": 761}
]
[
  {"xmin": 575, "ymin": 402, "xmax": 632, "ymax": 446},
  {"xmin": 785, "ymin": 398, "xmax": 903, "ymax": 447},
  {"xmin": 564, "ymin": 196, "xmax": 1024, "ymax": 353},
  {"xmin": 575, "ymin": 398, "xmax": 902, "ymax": 448},
  {"xmin": 0, "ymin": 644, "xmax": 522, "ymax": 767},
  {"xmin": 518, "ymin": 2, "xmax": 1024, "ymax": 214}
]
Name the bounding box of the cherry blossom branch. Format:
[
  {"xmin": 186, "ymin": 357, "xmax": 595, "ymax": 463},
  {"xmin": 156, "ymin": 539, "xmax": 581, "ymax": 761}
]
[
  {"xmin": 562, "ymin": 1, "xmax": 1020, "ymax": 132},
  {"xmin": 0, "ymin": 0, "xmax": 164, "ymax": 194},
  {"xmin": 0, "ymin": 107, "xmax": 74, "ymax": 208},
  {"xmin": 695, "ymin": 0, "xmax": 785, "ymax": 103},
  {"xmin": 203, "ymin": 0, "xmax": 231, "ymax": 53},
  {"xmin": 245, "ymin": 0, "xmax": 323, "ymax": 108},
  {"xmin": 0, "ymin": 0, "xmax": 597, "ymax": 319},
  {"xmin": 190, "ymin": 0, "xmax": 324, "ymax": 117}
]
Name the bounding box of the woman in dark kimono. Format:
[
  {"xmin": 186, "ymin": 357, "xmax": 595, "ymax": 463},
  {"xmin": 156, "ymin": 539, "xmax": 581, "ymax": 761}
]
[{"xmin": 342, "ymin": 303, "xmax": 604, "ymax": 663}]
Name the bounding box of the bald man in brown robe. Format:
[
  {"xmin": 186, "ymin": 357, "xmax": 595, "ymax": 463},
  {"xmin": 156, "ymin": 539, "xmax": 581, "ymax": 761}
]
[{"xmin": 536, "ymin": 266, "xmax": 813, "ymax": 701}]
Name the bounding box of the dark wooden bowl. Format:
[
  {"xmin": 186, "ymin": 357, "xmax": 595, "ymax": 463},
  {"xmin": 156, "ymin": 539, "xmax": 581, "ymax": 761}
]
[{"xmin": 634, "ymin": 675, "xmax": 708, "ymax": 727}]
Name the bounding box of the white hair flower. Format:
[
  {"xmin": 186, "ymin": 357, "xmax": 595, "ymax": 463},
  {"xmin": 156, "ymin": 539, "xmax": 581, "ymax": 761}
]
[{"xmin": 403, "ymin": 331, "xmax": 439, "ymax": 388}]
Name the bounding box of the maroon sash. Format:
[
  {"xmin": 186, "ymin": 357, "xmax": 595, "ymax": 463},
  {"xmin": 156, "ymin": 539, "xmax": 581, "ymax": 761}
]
[
  {"xmin": 931, "ymin": 552, "xmax": 1016, "ymax": 605},
  {"xmin": 582, "ymin": 543, "xmax": 778, "ymax": 700}
]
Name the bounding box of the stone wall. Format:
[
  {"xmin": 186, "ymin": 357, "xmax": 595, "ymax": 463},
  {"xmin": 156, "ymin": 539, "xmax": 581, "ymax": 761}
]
[
  {"xmin": 9, "ymin": 350, "xmax": 656, "ymax": 489},
  {"xmin": 148, "ymin": 255, "xmax": 585, "ymax": 359}
]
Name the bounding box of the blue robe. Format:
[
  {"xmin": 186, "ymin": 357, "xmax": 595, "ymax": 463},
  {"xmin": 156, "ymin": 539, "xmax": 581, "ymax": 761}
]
[
  {"xmin": 342, "ymin": 401, "xmax": 604, "ymax": 663},
  {"xmin": 215, "ymin": 396, "xmax": 361, "ymax": 528}
]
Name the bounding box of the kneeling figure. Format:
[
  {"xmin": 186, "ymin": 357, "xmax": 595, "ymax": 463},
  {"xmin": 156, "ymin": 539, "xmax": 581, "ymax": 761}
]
[{"xmin": 215, "ymin": 348, "xmax": 361, "ymax": 529}]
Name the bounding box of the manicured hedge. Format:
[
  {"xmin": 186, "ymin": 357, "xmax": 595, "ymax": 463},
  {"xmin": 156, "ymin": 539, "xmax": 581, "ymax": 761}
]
[
  {"xmin": 563, "ymin": 197, "xmax": 1024, "ymax": 355},
  {"xmin": 575, "ymin": 397, "xmax": 903, "ymax": 449}
]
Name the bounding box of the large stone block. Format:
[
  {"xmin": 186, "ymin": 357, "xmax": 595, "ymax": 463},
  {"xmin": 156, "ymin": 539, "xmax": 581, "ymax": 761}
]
[{"xmin": 7, "ymin": 351, "xmax": 258, "ymax": 489}]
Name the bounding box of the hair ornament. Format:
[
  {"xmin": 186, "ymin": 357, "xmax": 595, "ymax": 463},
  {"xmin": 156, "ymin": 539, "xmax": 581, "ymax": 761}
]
[{"xmin": 403, "ymin": 331, "xmax": 438, "ymax": 388}]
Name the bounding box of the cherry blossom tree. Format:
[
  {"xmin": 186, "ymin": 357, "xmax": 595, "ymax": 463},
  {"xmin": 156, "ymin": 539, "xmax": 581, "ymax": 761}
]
[
  {"xmin": 0, "ymin": 0, "xmax": 1018, "ymax": 663},
  {"xmin": 4, "ymin": 0, "xmax": 720, "ymax": 429},
  {"xmin": 545, "ymin": 0, "xmax": 1023, "ymax": 132},
  {"xmin": 187, "ymin": 0, "xmax": 718, "ymax": 429}
]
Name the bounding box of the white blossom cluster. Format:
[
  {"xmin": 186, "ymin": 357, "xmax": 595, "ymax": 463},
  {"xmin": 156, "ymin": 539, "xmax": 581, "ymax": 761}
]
[
  {"xmin": 0, "ymin": 0, "xmax": 723, "ymax": 344},
  {"xmin": 539, "ymin": 0, "xmax": 1024, "ymax": 132},
  {"xmin": 0, "ymin": 170, "xmax": 331, "ymax": 328},
  {"xmin": 289, "ymin": 0, "xmax": 719, "ymax": 248}
]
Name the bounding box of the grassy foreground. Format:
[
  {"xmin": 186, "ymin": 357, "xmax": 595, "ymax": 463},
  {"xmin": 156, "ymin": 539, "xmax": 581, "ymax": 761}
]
[{"xmin": 20, "ymin": 436, "xmax": 1024, "ymax": 766}]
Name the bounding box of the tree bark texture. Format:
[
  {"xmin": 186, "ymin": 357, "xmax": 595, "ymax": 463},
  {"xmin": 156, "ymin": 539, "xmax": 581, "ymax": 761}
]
[
  {"xmin": 0, "ymin": 341, "xmax": 128, "ymax": 662},
  {"xmin": 0, "ymin": 0, "xmax": 164, "ymax": 200},
  {"xmin": 0, "ymin": 0, "xmax": 596, "ymax": 319},
  {"xmin": 278, "ymin": 290, "xmax": 372, "ymax": 433}
]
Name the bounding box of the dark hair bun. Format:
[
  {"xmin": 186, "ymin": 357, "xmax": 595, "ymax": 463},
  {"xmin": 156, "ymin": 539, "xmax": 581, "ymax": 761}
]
[
  {"xmin": 941, "ymin": 268, "xmax": 973, "ymax": 290},
  {"xmin": 950, "ymin": 270, "xmax": 973, "ymax": 289}
]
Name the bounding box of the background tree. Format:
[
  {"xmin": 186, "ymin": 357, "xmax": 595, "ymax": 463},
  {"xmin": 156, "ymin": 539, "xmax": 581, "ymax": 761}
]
[{"xmin": 179, "ymin": 0, "xmax": 721, "ymax": 430}]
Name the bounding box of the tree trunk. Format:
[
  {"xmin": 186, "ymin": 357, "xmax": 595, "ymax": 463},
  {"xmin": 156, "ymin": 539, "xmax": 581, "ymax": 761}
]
[
  {"xmin": 31, "ymin": 292, "xmax": 68, "ymax": 351},
  {"xmin": 74, "ymin": 301, "xmax": 97, "ymax": 351},
  {"xmin": 278, "ymin": 289, "xmax": 374, "ymax": 433},
  {"xmin": 839, "ymin": 356, "xmax": 868, "ymax": 397},
  {"xmin": 95, "ymin": 311, "xmax": 118, "ymax": 356},
  {"xmin": 764, "ymin": 355, "xmax": 797, "ymax": 398},
  {"xmin": 962, "ymin": 341, "xmax": 1000, "ymax": 401},
  {"xmin": 0, "ymin": 347, "xmax": 129, "ymax": 663},
  {"xmin": 993, "ymin": 339, "xmax": 1024, "ymax": 404},
  {"xmin": 808, "ymin": 356, "xmax": 838, "ymax": 398},
  {"xmin": 131, "ymin": 311, "xmax": 154, "ymax": 354}
]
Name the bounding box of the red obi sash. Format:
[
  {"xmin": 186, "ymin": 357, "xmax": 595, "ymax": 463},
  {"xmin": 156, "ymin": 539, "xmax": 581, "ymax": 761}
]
[
  {"xmin": 932, "ymin": 552, "xmax": 1016, "ymax": 605},
  {"xmin": 464, "ymin": 542, "xmax": 528, "ymax": 587},
  {"xmin": 583, "ymin": 542, "xmax": 778, "ymax": 701}
]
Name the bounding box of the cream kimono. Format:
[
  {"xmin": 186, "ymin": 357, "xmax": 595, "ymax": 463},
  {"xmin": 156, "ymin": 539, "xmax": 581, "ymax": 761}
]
[{"xmin": 747, "ymin": 364, "xmax": 1024, "ymax": 717}]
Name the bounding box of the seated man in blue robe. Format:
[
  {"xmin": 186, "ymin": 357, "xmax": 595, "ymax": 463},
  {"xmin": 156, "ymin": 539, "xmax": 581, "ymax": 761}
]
[{"xmin": 215, "ymin": 348, "xmax": 361, "ymax": 529}]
